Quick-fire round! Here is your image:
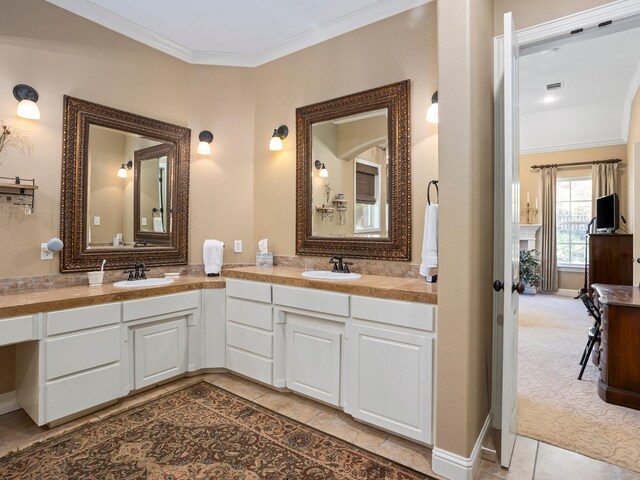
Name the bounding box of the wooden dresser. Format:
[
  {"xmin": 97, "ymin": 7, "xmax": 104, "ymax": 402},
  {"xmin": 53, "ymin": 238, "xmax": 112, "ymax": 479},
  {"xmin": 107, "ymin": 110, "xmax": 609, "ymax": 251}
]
[
  {"xmin": 588, "ymin": 233, "xmax": 633, "ymax": 297},
  {"xmin": 593, "ymin": 284, "xmax": 640, "ymax": 410}
]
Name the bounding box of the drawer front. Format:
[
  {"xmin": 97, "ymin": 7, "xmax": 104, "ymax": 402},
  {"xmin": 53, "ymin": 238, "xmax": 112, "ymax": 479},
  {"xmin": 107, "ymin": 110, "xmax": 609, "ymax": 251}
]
[
  {"xmin": 226, "ymin": 279, "xmax": 272, "ymax": 303},
  {"xmin": 273, "ymin": 285, "xmax": 349, "ymax": 317},
  {"xmin": 46, "ymin": 363, "xmax": 121, "ymax": 423},
  {"xmin": 0, "ymin": 315, "xmax": 36, "ymax": 346},
  {"xmin": 47, "ymin": 303, "xmax": 120, "ymax": 336},
  {"xmin": 226, "ymin": 322, "xmax": 273, "ymax": 358},
  {"xmin": 226, "ymin": 346, "xmax": 272, "ymax": 384},
  {"xmin": 123, "ymin": 291, "xmax": 200, "ymax": 322},
  {"xmin": 46, "ymin": 325, "xmax": 121, "ymax": 380},
  {"xmin": 351, "ymin": 296, "xmax": 435, "ymax": 332},
  {"xmin": 226, "ymin": 298, "xmax": 272, "ymax": 331}
]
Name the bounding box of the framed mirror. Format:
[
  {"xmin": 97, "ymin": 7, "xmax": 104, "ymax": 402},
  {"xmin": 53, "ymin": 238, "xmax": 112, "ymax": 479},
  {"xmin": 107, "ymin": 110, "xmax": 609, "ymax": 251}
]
[
  {"xmin": 61, "ymin": 96, "xmax": 191, "ymax": 272},
  {"xmin": 296, "ymin": 80, "xmax": 411, "ymax": 260}
]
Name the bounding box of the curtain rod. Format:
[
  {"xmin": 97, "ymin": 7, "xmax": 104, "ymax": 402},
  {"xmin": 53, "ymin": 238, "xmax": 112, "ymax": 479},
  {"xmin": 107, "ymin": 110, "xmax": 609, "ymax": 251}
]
[{"xmin": 530, "ymin": 158, "xmax": 622, "ymax": 170}]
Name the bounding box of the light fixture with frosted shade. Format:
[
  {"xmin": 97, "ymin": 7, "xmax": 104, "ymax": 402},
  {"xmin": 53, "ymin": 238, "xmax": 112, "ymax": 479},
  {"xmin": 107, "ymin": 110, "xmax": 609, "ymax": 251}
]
[
  {"xmin": 13, "ymin": 84, "xmax": 40, "ymax": 120},
  {"xmin": 118, "ymin": 160, "xmax": 132, "ymax": 178},
  {"xmin": 315, "ymin": 160, "xmax": 329, "ymax": 178},
  {"xmin": 269, "ymin": 125, "xmax": 288, "ymax": 151},
  {"xmin": 197, "ymin": 130, "xmax": 213, "ymax": 155},
  {"xmin": 426, "ymin": 90, "xmax": 438, "ymax": 124}
]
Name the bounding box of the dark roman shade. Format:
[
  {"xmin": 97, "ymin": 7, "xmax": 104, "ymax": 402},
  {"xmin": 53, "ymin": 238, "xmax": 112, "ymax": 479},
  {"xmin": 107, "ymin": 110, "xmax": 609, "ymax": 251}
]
[{"xmin": 356, "ymin": 163, "xmax": 378, "ymax": 205}]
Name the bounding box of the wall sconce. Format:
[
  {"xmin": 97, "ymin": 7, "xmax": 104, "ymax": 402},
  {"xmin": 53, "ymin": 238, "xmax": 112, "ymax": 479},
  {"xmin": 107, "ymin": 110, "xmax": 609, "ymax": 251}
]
[
  {"xmin": 13, "ymin": 84, "xmax": 41, "ymax": 120},
  {"xmin": 315, "ymin": 160, "xmax": 329, "ymax": 178},
  {"xmin": 117, "ymin": 160, "xmax": 133, "ymax": 178},
  {"xmin": 197, "ymin": 130, "xmax": 214, "ymax": 155},
  {"xmin": 426, "ymin": 90, "xmax": 438, "ymax": 124},
  {"xmin": 269, "ymin": 125, "xmax": 288, "ymax": 151}
]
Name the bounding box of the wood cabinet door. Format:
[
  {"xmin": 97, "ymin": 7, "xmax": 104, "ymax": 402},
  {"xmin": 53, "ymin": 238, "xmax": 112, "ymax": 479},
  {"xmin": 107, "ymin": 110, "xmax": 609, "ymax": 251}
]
[
  {"xmin": 134, "ymin": 317, "xmax": 187, "ymax": 389},
  {"xmin": 285, "ymin": 321, "xmax": 341, "ymax": 406},
  {"xmin": 349, "ymin": 323, "xmax": 433, "ymax": 444}
]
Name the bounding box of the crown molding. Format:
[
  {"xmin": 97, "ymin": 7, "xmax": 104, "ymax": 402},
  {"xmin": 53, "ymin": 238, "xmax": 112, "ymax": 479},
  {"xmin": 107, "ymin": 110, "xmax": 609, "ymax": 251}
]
[
  {"xmin": 47, "ymin": 0, "xmax": 432, "ymax": 67},
  {"xmin": 520, "ymin": 138, "xmax": 627, "ymax": 155}
]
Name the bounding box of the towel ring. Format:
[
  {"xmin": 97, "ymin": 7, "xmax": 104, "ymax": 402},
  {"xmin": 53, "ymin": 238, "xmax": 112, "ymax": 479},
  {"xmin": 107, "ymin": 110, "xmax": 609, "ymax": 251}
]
[
  {"xmin": 427, "ymin": 180, "xmax": 439, "ymax": 205},
  {"xmin": 152, "ymin": 208, "xmax": 162, "ymax": 218}
]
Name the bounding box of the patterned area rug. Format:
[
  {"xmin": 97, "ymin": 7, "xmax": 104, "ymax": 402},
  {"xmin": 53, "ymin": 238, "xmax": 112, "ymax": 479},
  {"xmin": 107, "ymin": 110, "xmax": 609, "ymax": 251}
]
[
  {"xmin": 518, "ymin": 294, "xmax": 640, "ymax": 473},
  {"xmin": 0, "ymin": 382, "xmax": 433, "ymax": 479}
]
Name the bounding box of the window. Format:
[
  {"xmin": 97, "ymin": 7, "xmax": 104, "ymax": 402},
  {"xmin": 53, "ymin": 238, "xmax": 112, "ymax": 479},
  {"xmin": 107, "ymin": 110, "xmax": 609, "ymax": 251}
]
[
  {"xmin": 556, "ymin": 177, "xmax": 592, "ymax": 266},
  {"xmin": 354, "ymin": 160, "xmax": 380, "ymax": 233}
]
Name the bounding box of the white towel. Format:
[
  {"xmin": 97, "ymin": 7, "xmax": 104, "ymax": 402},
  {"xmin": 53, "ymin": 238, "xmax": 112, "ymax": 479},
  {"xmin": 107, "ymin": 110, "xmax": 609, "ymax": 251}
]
[
  {"xmin": 153, "ymin": 216, "xmax": 164, "ymax": 233},
  {"xmin": 420, "ymin": 204, "xmax": 438, "ymax": 278},
  {"xmin": 203, "ymin": 239, "xmax": 224, "ymax": 275}
]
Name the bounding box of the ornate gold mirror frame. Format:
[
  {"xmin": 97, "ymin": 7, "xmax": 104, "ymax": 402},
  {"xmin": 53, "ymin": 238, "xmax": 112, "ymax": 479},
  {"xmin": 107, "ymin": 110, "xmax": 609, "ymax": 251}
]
[
  {"xmin": 60, "ymin": 96, "xmax": 191, "ymax": 272},
  {"xmin": 295, "ymin": 80, "xmax": 411, "ymax": 260}
]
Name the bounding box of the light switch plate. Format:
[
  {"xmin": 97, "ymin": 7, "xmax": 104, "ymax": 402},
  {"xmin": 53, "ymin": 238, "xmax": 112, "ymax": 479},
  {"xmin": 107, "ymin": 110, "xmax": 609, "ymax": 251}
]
[
  {"xmin": 141, "ymin": 217, "xmax": 147, "ymax": 226},
  {"xmin": 234, "ymin": 240, "xmax": 243, "ymax": 253},
  {"xmin": 94, "ymin": 216, "xmax": 101, "ymax": 226},
  {"xmin": 41, "ymin": 243, "xmax": 53, "ymax": 260}
]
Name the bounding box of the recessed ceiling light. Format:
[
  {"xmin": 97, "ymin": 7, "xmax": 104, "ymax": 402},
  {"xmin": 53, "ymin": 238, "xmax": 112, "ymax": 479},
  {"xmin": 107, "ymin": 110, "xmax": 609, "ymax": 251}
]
[
  {"xmin": 542, "ymin": 95, "xmax": 556, "ymax": 104},
  {"xmin": 543, "ymin": 48, "xmax": 559, "ymax": 56}
]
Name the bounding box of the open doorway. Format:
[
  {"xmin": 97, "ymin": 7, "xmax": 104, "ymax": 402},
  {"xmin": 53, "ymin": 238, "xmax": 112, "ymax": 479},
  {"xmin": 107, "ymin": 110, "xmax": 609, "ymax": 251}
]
[{"xmin": 515, "ymin": 14, "xmax": 640, "ymax": 474}]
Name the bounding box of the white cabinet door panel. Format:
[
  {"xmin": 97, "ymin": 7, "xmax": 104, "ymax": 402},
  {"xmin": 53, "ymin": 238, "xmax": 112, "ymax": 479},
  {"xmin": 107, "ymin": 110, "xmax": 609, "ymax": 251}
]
[
  {"xmin": 47, "ymin": 303, "xmax": 120, "ymax": 336},
  {"xmin": 133, "ymin": 318, "xmax": 187, "ymax": 389},
  {"xmin": 285, "ymin": 322, "xmax": 341, "ymax": 406},
  {"xmin": 226, "ymin": 298, "xmax": 273, "ymax": 331},
  {"xmin": 350, "ymin": 323, "xmax": 433, "ymax": 444},
  {"xmin": 46, "ymin": 363, "xmax": 121, "ymax": 423},
  {"xmin": 226, "ymin": 322, "xmax": 273, "ymax": 358},
  {"xmin": 46, "ymin": 325, "xmax": 120, "ymax": 380},
  {"xmin": 226, "ymin": 346, "xmax": 273, "ymax": 385},
  {"xmin": 0, "ymin": 315, "xmax": 36, "ymax": 346}
]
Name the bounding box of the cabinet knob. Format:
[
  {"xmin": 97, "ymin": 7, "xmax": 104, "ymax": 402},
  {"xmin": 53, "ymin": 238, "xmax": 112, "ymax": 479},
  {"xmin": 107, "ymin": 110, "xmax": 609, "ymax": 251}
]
[
  {"xmin": 599, "ymin": 347, "xmax": 603, "ymax": 352},
  {"xmin": 599, "ymin": 367, "xmax": 602, "ymax": 371},
  {"xmin": 599, "ymin": 326, "xmax": 604, "ymax": 333}
]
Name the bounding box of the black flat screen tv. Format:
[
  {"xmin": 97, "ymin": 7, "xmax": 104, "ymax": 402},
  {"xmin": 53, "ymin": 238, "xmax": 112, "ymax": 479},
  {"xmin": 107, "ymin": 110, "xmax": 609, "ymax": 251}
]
[{"xmin": 596, "ymin": 193, "xmax": 619, "ymax": 233}]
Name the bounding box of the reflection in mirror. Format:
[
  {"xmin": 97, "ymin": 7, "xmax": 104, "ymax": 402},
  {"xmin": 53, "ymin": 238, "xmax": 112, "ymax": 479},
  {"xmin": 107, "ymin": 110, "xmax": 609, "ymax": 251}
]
[
  {"xmin": 85, "ymin": 125, "xmax": 172, "ymax": 249},
  {"xmin": 134, "ymin": 143, "xmax": 173, "ymax": 245},
  {"xmin": 311, "ymin": 109, "xmax": 388, "ymax": 238}
]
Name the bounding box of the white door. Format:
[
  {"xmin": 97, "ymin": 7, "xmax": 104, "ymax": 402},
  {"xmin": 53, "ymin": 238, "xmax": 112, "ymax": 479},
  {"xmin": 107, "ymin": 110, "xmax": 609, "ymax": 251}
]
[
  {"xmin": 493, "ymin": 11, "xmax": 524, "ymax": 468},
  {"xmin": 633, "ymin": 142, "xmax": 640, "ymax": 284},
  {"xmin": 285, "ymin": 321, "xmax": 341, "ymax": 406},
  {"xmin": 349, "ymin": 323, "xmax": 433, "ymax": 444},
  {"xmin": 134, "ymin": 317, "xmax": 187, "ymax": 389}
]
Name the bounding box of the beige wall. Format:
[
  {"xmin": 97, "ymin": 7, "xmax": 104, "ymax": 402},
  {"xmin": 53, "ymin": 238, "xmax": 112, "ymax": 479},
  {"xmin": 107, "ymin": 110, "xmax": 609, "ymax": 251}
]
[
  {"xmin": 252, "ymin": 3, "xmax": 438, "ymax": 262},
  {"xmin": 628, "ymin": 87, "xmax": 640, "ymax": 234},
  {"xmin": 436, "ymin": 0, "xmax": 495, "ymax": 457}
]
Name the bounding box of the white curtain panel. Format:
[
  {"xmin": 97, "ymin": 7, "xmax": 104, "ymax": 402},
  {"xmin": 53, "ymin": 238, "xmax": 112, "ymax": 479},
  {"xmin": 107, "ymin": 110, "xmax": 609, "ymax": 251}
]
[{"xmin": 541, "ymin": 166, "xmax": 558, "ymax": 292}]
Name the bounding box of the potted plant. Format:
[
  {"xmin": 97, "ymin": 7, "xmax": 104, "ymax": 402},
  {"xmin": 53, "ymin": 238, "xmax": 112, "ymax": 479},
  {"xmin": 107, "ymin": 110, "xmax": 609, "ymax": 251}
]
[{"xmin": 519, "ymin": 249, "xmax": 542, "ymax": 294}]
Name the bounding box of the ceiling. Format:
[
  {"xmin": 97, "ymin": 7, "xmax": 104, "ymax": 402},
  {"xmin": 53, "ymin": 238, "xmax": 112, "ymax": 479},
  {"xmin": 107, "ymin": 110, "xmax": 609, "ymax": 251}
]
[
  {"xmin": 46, "ymin": 0, "xmax": 431, "ymax": 67},
  {"xmin": 520, "ymin": 25, "xmax": 640, "ymax": 153}
]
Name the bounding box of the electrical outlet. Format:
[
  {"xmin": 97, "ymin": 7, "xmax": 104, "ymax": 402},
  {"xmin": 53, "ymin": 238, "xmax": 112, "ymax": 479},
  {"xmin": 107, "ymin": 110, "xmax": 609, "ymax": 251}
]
[
  {"xmin": 94, "ymin": 216, "xmax": 101, "ymax": 226},
  {"xmin": 141, "ymin": 217, "xmax": 148, "ymax": 226},
  {"xmin": 41, "ymin": 243, "xmax": 53, "ymax": 260},
  {"xmin": 234, "ymin": 240, "xmax": 243, "ymax": 253}
]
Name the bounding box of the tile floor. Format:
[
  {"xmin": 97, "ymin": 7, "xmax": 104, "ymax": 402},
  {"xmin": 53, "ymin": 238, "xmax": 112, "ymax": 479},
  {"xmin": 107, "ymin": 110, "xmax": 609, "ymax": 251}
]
[{"xmin": 1, "ymin": 373, "xmax": 638, "ymax": 480}]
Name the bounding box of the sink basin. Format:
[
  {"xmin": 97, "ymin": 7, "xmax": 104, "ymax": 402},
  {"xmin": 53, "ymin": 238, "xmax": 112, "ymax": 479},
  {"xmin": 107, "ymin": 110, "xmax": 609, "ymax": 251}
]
[
  {"xmin": 302, "ymin": 271, "xmax": 362, "ymax": 280},
  {"xmin": 113, "ymin": 278, "xmax": 175, "ymax": 288}
]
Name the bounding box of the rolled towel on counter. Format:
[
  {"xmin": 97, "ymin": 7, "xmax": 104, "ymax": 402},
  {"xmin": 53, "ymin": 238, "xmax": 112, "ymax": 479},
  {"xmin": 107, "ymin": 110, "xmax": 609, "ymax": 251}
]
[
  {"xmin": 420, "ymin": 203, "xmax": 438, "ymax": 281},
  {"xmin": 203, "ymin": 239, "xmax": 224, "ymax": 276}
]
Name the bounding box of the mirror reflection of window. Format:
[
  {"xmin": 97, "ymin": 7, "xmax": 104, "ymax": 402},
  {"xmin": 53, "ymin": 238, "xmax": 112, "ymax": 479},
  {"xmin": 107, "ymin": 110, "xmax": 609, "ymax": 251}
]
[{"xmin": 310, "ymin": 108, "xmax": 388, "ymax": 238}]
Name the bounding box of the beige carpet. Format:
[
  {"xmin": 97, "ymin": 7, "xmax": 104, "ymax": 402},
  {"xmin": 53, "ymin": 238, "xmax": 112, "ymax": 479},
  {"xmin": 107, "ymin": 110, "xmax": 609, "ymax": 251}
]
[{"xmin": 518, "ymin": 294, "xmax": 640, "ymax": 473}]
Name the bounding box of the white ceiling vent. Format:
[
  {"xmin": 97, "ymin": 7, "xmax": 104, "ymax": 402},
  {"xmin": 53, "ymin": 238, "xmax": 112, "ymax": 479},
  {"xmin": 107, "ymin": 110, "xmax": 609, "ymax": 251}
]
[{"xmin": 546, "ymin": 82, "xmax": 564, "ymax": 91}]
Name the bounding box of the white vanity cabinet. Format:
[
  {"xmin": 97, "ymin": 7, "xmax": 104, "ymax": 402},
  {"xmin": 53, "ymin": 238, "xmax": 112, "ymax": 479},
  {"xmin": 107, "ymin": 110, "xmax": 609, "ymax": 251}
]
[
  {"xmin": 225, "ymin": 279, "xmax": 274, "ymax": 385},
  {"xmin": 123, "ymin": 291, "xmax": 200, "ymax": 391},
  {"xmin": 347, "ymin": 296, "xmax": 436, "ymax": 444},
  {"xmin": 16, "ymin": 303, "xmax": 124, "ymax": 425}
]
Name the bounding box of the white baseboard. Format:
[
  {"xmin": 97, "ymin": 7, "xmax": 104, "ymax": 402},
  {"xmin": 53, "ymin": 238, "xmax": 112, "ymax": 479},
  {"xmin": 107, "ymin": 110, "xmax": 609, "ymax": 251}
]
[
  {"xmin": 554, "ymin": 289, "xmax": 578, "ymax": 297},
  {"xmin": 432, "ymin": 412, "xmax": 492, "ymax": 480},
  {"xmin": 0, "ymin": 391, "xmax": 20, "ymax": 416}
]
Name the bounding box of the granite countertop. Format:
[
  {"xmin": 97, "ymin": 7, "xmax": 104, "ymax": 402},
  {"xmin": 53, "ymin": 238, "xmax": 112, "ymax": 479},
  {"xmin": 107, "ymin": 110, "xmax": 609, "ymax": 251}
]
[
  {"xmin": 224, "ymin": 266, "xmax": 437, "ymax": 305},
  {"xmin": 593, "ymin": 284, "xmax": 640, "ymax": 309},
  {"xmin": 0, "ymin": 276, "xmax": 225, "ymax": 319},
  {"xmin": 0, "ymin": 267, "xmax": 437, "ymax": 320}
]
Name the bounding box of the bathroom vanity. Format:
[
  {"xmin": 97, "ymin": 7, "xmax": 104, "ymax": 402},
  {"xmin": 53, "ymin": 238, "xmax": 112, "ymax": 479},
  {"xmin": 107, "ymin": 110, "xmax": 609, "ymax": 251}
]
[
  {"xmin": 0, "ymin": 267, "xmax": 437, "ymax": 445},
  {"xmin": 223, "ymin": 267, "xmax": 437, "ymax": 444}
]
